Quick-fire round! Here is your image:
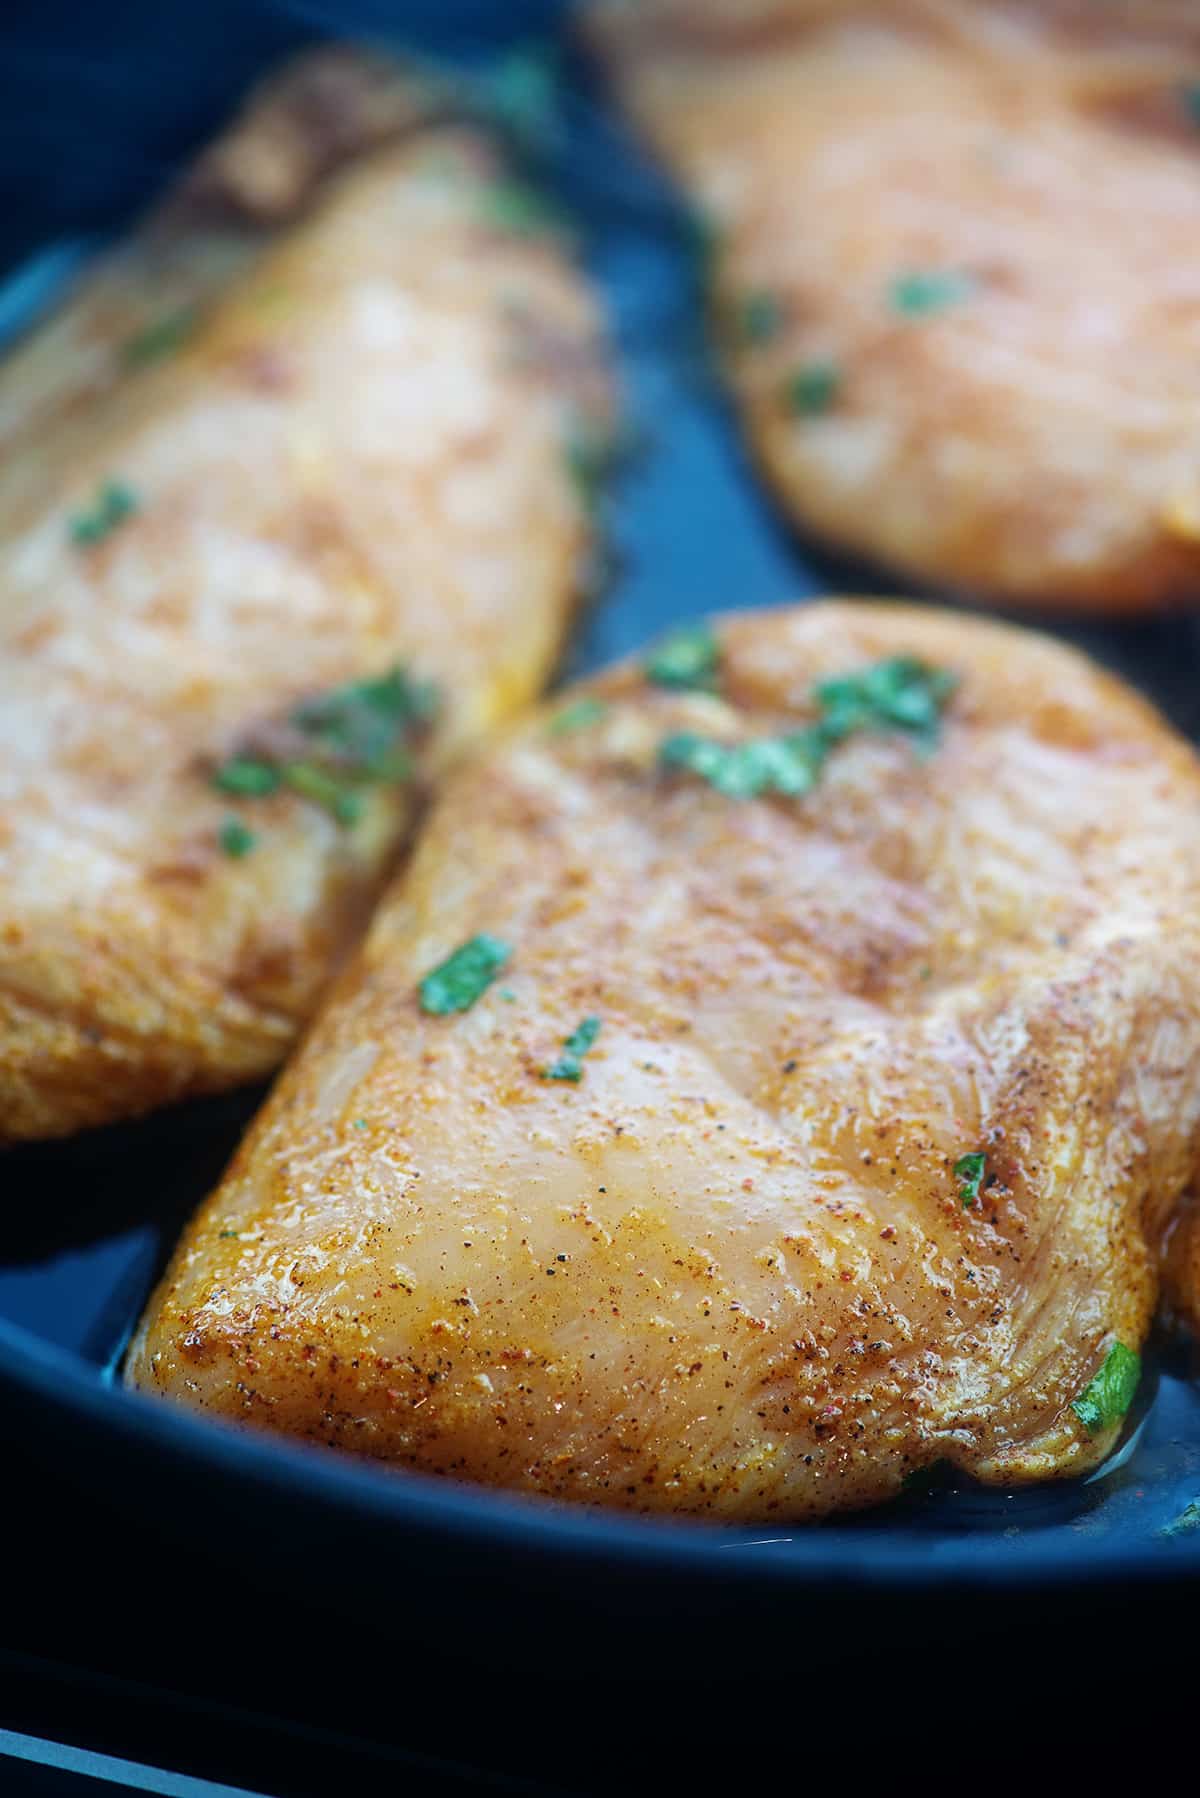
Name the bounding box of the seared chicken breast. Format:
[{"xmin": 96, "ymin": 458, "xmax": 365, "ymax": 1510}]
[
  {"xmin": 129, "ymin": 601, "xmax": 1200, "ymax": 1521},
  {"xmin": 0, "ymin": 51, "xmax": 611, "ymax": 1144},
  {"xmin": 588, "ymin": 0, "xmax": 1200, "ymax": 611}
]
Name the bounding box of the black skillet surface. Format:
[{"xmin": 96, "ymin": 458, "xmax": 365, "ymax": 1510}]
[{"xmin": 1, "ymin": 1, "xmax": 1199, "ymax": 1734}]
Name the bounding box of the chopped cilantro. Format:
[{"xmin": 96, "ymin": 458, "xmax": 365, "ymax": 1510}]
[
  {"xmin": 737, "ymin": 291, "xmax": 783, "ymax": 346},
  {"xmin": 210, "ymin": 665, "xmax": 436, "ymax": 826},
  {"xmin": 484, "ymin": 43, "xmax": 561, "ymax": 153},
  {"xmin": 660, "ymin": 729, "xmax": 826, "ymax": 799},
  {"xmin": 786, "ymin": 359, "xmax": 841, "ymax": 417},
  {"xmin": 890, "ymin": 270, "xmax": 974, "ymax": 317},
  {"xmin": 1072, "ymin": 1342, "xmax": 1141, "ymax": 1436},
  {"xmin": 212, "ymin": 757, "xmax": 280, "ymax": 799},
  {"xmin": 218, "ymin": 817, "xmax": 257, "ymax": 859},
  {"xmin": 659, "ymin": 654, "xmax": 957, "ymax": 800},
  {"xmin": 218, "ymin": 1230, "xmax": 239, "ymax": 1240},
  {"xmin": 292, "ymin": 665, "xmax": 435, "ymax": 778},
  {"xmin": 480, "ymin": 176, "xmax": 567, "ymax": 238},
  {"xmin": 814, "ymin": 656, "xmax": 958, "ymax": 753},
  {"xmin": 547, "ymin": 695, "xmax": 608, "ymax": 735},
  {"xmin": 122, "ymin": 305, "xmax": 197, "ymax": 367},
  {"xmin": 543, "ymin": 1015, "xmax": 601, "ymax": 1082},
  {"xmin": 564, "ymin": 417, "xmax": 620, "ymax": 514},
  {"xmin": 954, "ymin": 1151, "xmax": 986, "ymax": 1209},
  {"xmin": 419, "ymin": 934, "xmax": 511, "ymax": 1015},
  {"xmin": 68, "ymin": 479, "xmax": 138, "ymax": 547},
  {"xmin": 644, "ymin": 623, "xmax": 721, "ymax": 692},
  {"xmin": 280, "ymin": 760, "xmax": 365, "ymax": 825}
]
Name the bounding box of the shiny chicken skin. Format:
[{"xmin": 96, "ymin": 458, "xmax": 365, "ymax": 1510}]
[
  {"xmin": 129, "ymin": 602, "xmax": 1200, "ymax": 1521},
  {"xmin": 0, "ymin": 53, "xmax": 611, "ymax": 1144},
  {"xmin": 589, "ymin": 0, "xmax": 1200, "ymax": 612}
]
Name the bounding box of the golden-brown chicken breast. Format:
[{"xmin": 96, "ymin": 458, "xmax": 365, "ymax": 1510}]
[
  {"xmin": 128, "ymin": 600, "xmax": 1200, "ymax": 1521},
  {"xmin": 0, "ymin": 52, "xmax": 611, "ymax": 1145},
  {"xmin": 588, "ymin": 0, "xmax": 1200, "ymax": 611}
]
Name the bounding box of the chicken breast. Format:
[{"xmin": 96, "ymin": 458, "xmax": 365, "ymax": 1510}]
[
  {"xmin": 0, "ymin": 51, "xmax": 611, "ymax": 1144},
  {"xmin": 588, "ymin": 0, "xmax": 1200, "ymax": 612},
  {"xmin": 128, "ymin": 600, "xmax": 1200, "ymax": 1521}
]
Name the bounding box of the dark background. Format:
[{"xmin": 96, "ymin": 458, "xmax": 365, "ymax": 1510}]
[{"xmin": 0, "ymin": 1, "xmax": 569, "ymax": 275}]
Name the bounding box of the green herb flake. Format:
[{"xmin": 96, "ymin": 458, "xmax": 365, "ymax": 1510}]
[
  {"xmin": 480, "ymin": 176, "xmax": 567, "ymax": 239},
  {"xmin": 292, "ymin": 666, "xmax": 437, "ymax": 774},
  {"xmin": 218, "ymin": 1230, "xmax": 239, "ymax": 1240},
  {"xmin": 484, "ymin": 43, "xmax": 561, "ymax": 153},
  {"xmin": 122, "ymin": 305, "xmax": 197, "ymax": 368},
  {"xmin": 644, "ymin": 623, "xmax": 721, "ymax": 693},
  {"xmin": 1180, "ymin": 82, "xmax": 1200, "ymax": 127},
  {"xmin": 890, "ymin": 270, "xmax": 974, "ymax": 318},
  {"xmin": 737, "ymin": 291, "xmax": 783, "ymax": 347},
  {"xmin": 564, "ymin": 417, "xmax": 620, "ymax": 515},
  {"xmin": 786, "ymin": 359, "xmax": 841, "ymax": 417},
  {"xmin": 419, "ymin": 934, "xmax": 512, "ymax": 1015},
  {"xmin": 547, "ymin": 695, "xmax": 609, "ymax": 736},
  {"xmin": 218, "ymin": 816, "xmax": 258, "ymax": 859},
  {"xmin": 660, "ymin": 729, "xmax": 826, "ymax": 800},
  {"xmin": 1072, "ymin": 1342, "xmax": 1141, "ymax": 1437},
  {"xmin": 954, "ymin": 1151, "xmax": 986, "ymax": 1209},
  {"xmin": 210, "ymin": 665, "xmax": 437, "ymax": 826},
  {"xmin": 543, "ymin": 1015, "xmax": 602, "ymax": 1083},
  {"xmin": 68, "ymin": 479, "xmax": 138, "ymax": 547},
  {"xmin": 814, "ymin": 656, "xmax": 958, "ymax": 753},
  {"xmin": 212, "ymin": 757, "xmax": 281, "ymax": 799},
  {"xmin": 659, "ymin": 655, "xmax": 957, "ymax": 800},
  {"xmin": 280, "ymin": 761, "xmax": 365, "ymax": 825}
]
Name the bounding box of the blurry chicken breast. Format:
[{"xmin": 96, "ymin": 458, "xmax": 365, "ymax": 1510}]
[
  {"xmin": 588, "ymin": 0, "xmax": 1200, "ymax": 611},
  {"xmin": 129, "ymin": 600, "xmax": 1200, "ymax": 1521},
  {"xmin": 0, "ymin": 50, "xmax": 612, "ymax": 1144}
]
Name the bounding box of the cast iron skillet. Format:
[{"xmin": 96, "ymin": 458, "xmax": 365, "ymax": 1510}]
[{"xmin": 2, "ymin": 4, "xmax": 1199, "ymax": 1669}]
